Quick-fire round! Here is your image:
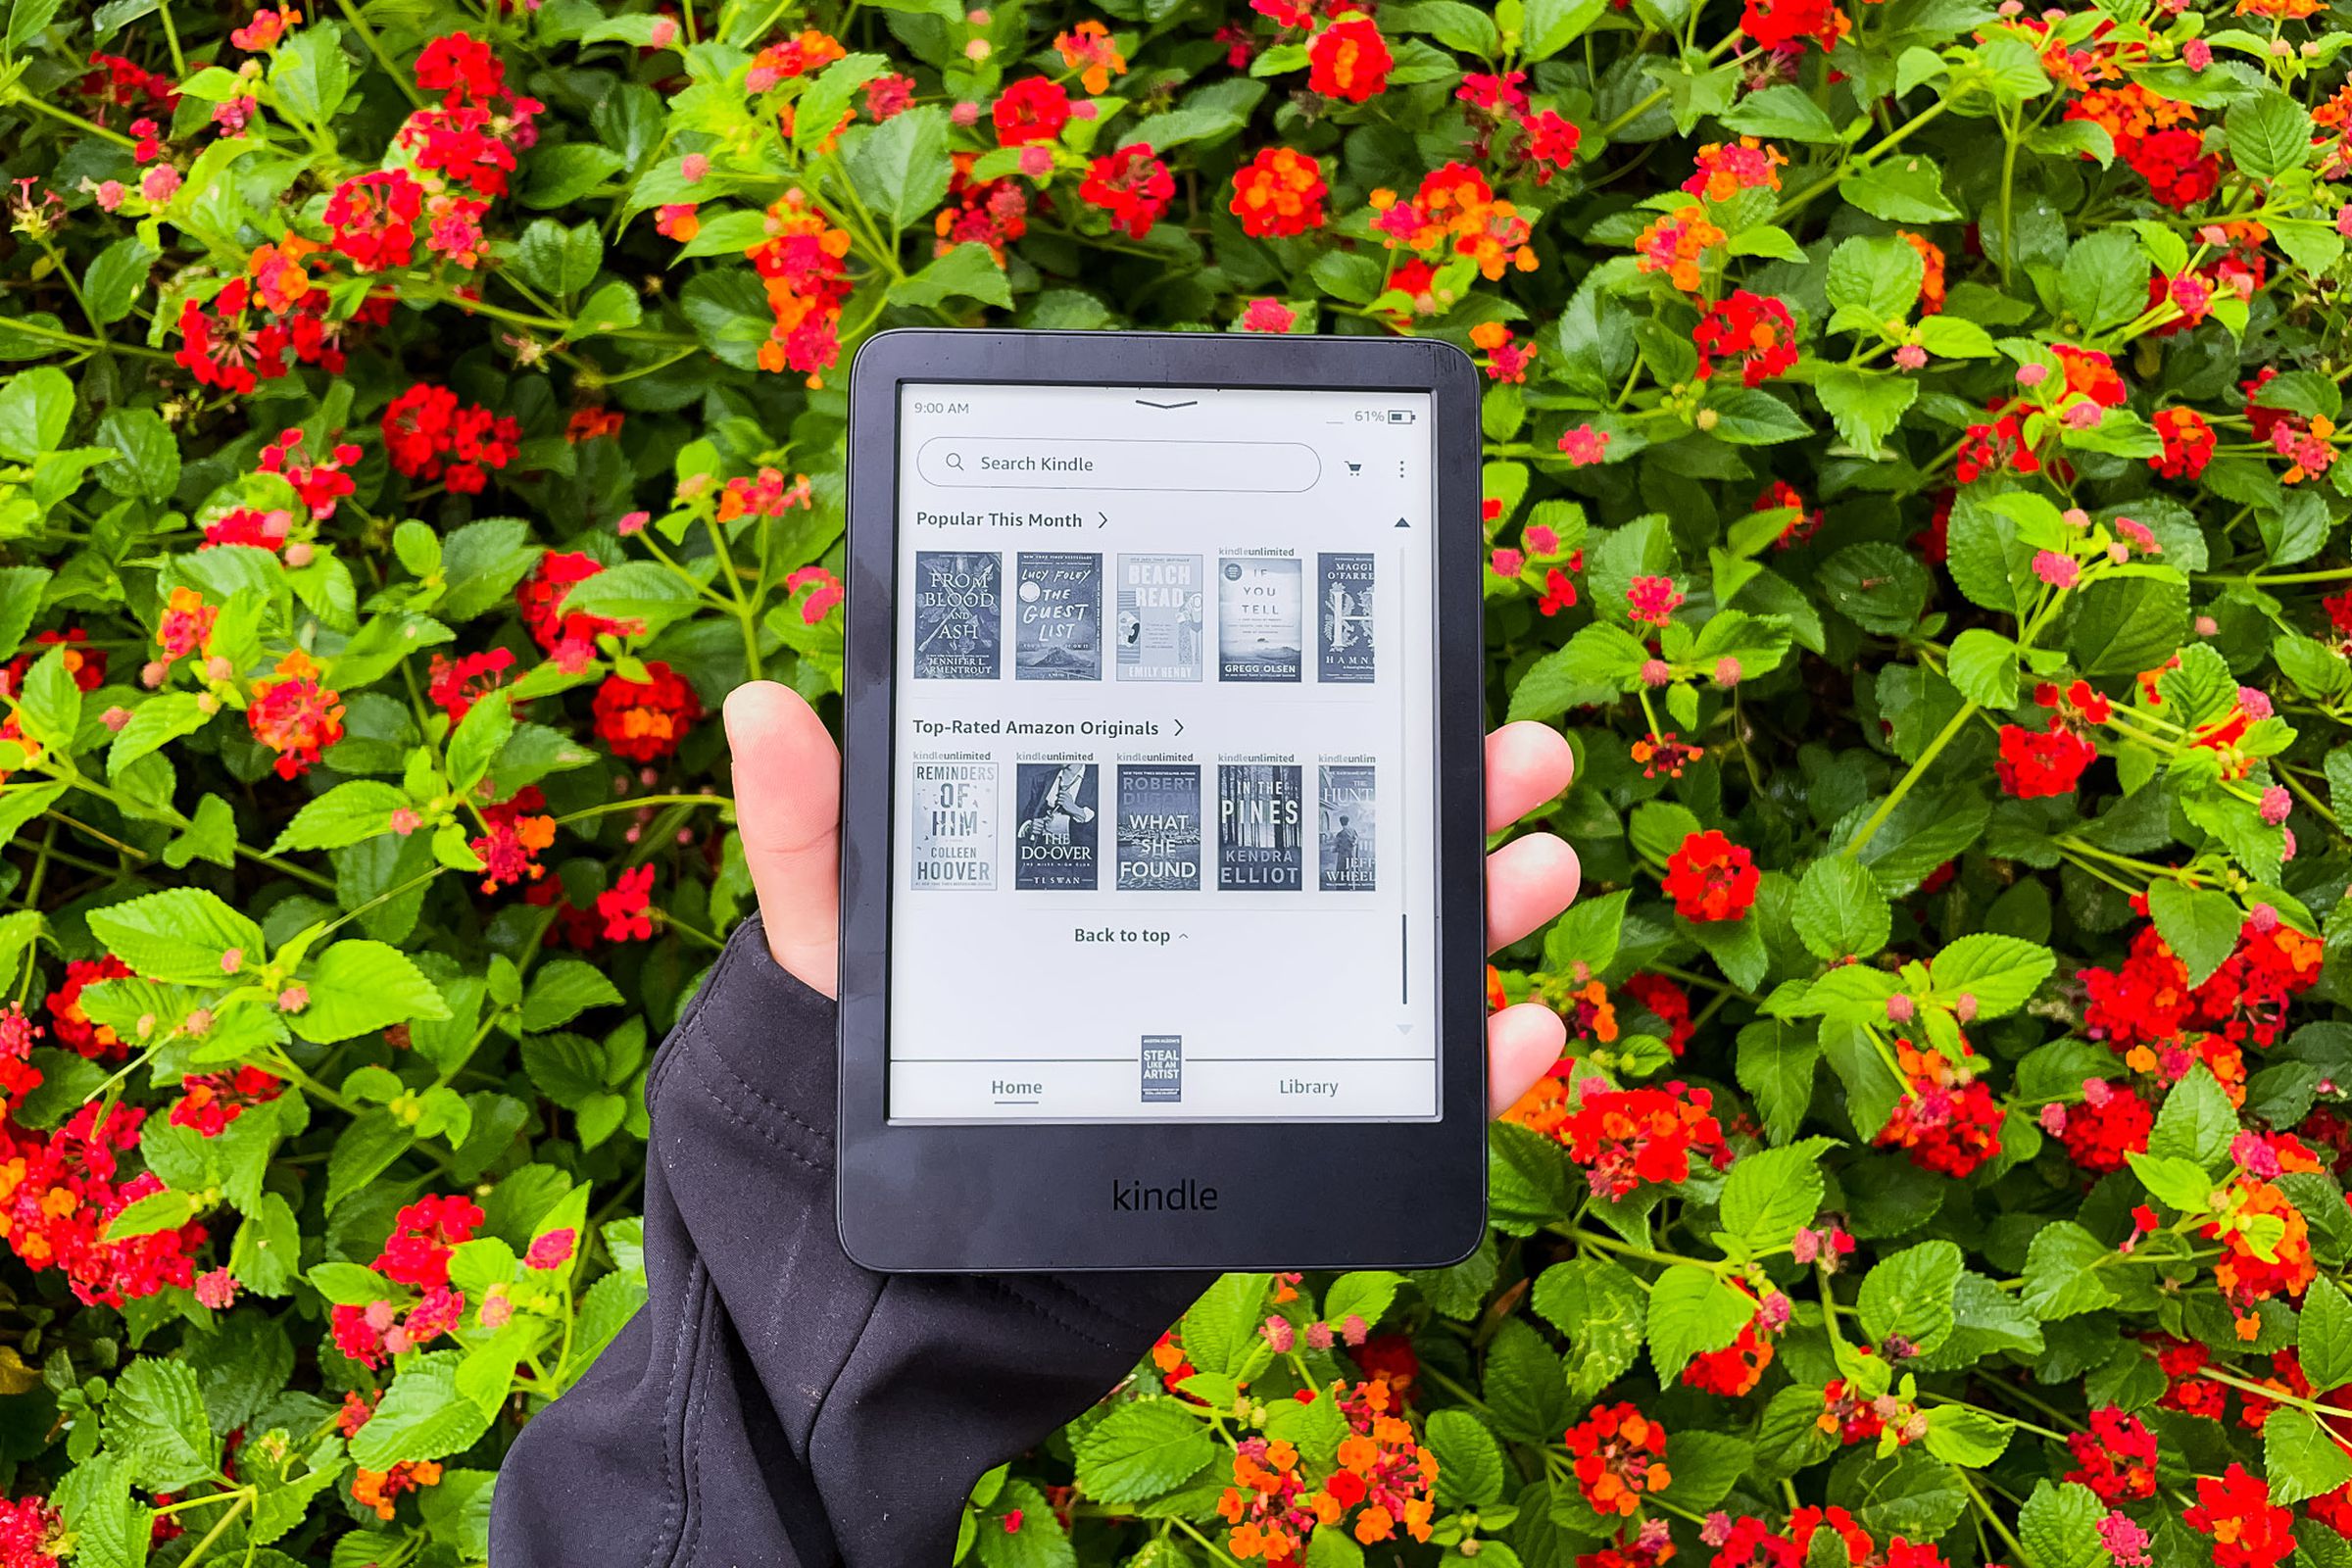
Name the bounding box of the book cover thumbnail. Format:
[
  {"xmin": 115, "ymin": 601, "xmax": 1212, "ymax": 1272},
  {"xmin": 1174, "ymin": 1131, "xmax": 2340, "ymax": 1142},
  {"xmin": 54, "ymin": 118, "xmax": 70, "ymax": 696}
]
[
  {"xmin": 1015, "ymin": 552, "xmax": 1102, "ymax": 681},
  {"xmin": 1217, "ymin": 557, "xmax": 1302, "ymax": 682},
  {"xmin": 909, "ymin": 758, "xmax": 996, "ymax": 890},
  {"xmin": 1217, "ymin": 763, "xmax": 1303, "ymax": 891},
  {"xmin": 1115, "ymin": 554, "xmax": 1204, "ymax": 682},
  {"xmin": 1318, "ymin": 553, "xmax": 1376, "ymax": 684},
  {"xmin": 912, "ymin": 552, "xmax": 1002, "ymax": 679},
  {"xmin": 1319, "ymin": 764, "xmax": 1377, "ymax": 892},
  {"xmin": 1013, "ymin": 761, "xmax": 1100, "ymax": 889},
  {"xmin": 1116, "ymin": 764, "xmax": 1202, "ymax": 891}
]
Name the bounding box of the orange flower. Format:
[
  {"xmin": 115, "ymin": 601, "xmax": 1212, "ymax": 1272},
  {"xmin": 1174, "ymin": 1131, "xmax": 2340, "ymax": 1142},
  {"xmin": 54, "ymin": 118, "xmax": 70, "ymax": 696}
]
[
  {"xmin": 1054, "ymin": 20, "xmax": 1126, "ymax": 93},
  {"xmin": 1229, "ymin": 147, "xmax": 1327, "ymax": 237},
  {"xmin": 1633, "ymin": 205, "xmax": 1723, "ymax": 293}
]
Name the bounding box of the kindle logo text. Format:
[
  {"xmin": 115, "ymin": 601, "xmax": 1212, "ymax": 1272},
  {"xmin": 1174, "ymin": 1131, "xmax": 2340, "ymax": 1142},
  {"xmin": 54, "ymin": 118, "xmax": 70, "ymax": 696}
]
[{"xmin": 1111, "ymin": 1177, "xmax": 1219, "ymax": 1212}]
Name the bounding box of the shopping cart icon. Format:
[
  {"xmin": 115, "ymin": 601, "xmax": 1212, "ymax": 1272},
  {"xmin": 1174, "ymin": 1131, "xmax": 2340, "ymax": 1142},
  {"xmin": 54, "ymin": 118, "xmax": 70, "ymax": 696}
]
[{"xmin": 1346, "ymin": 461, "xmax": 1362, "ymax": 475}]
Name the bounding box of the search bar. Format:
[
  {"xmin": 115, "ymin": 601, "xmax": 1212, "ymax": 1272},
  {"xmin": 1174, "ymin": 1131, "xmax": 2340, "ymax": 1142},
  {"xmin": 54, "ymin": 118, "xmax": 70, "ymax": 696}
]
[{"xmin": 916, "ymin": 437, "xmax": 1322, "ymax": 492}]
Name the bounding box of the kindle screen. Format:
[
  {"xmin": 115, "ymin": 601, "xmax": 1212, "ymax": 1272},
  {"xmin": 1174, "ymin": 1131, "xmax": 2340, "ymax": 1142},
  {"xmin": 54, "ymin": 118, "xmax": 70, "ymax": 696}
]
[{"xmin": 888, "ymin": 382, "xmax": 1439, "ymax": 1122}]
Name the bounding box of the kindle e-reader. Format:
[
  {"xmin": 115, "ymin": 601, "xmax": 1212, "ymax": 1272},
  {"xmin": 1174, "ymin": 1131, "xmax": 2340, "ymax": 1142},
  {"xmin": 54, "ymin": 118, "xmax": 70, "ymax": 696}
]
[{"xmin": 837, "ymin": 329, "xmax": 1485, "ymax": 1272}]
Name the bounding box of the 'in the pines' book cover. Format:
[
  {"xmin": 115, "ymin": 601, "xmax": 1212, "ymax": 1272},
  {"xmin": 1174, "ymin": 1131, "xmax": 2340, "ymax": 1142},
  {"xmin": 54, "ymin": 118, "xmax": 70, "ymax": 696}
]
[{"xmin": 1217, "ymin": 763, "xmax": 1303, "ymax": 890}]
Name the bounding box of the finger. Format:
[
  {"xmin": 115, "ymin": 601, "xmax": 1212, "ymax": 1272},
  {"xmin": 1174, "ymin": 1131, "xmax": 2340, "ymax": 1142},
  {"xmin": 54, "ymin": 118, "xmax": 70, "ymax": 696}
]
[
  {"xmin": 722, "ymin": 681, "xmax": 842, "ymax": 998},
  {"xmin": 1487, "ymin": 832, "xmax": 1582, "ymax": 953},
  {"xmin": 1488, "ymin": 1003, "xmax": 1566, "ymax": 1117},
  {"xmin": 1486, "ymin": 721, "xmax": 1575, "ymax": 833}
]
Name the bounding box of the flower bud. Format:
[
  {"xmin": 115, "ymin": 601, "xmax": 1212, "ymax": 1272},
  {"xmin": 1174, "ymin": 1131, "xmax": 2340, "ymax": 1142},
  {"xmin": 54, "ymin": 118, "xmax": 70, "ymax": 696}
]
[{"xmin": 1640, "ymin": 659, "xmax": 1673, "ymax": 688}]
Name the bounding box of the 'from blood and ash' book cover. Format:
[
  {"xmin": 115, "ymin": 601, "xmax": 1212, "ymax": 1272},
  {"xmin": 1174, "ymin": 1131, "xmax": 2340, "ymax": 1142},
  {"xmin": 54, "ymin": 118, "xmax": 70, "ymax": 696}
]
[
  {"xmin": 1013, "ymin": 761, "xmax": 1099, "ymax": 889},
  {"xmin": 1217, "ymin": 556, "xmax": 1301, "ymax": 682},
  {"xmin": 1318, "ymin": 553, "xmax": 1376, "ymax": 684},
  {"xmin": 1318, "ymin": 763, "xmax": 1376, "ymax": 891},
  {"xmin": 909, "ymin": 756, "xmax": 996, "ymax": 890},
  {"xmin": 1217, "ymin": 763, "xmax": 1303, "ymax": 890},
  {"xmin": 1116, "ymin": 764, "xmax": 1201, "ymax": 890},
  {"xmin": 1014, "ymin": 552, "xmax": 1102, "ymax": 680},
  {"xmin": 912, "ymin": 552, "xmax": 1001, "ymax": 679},
  {"xmin": 1115, "ymin": 554, "xmax": 1204, "ymax": 682}
]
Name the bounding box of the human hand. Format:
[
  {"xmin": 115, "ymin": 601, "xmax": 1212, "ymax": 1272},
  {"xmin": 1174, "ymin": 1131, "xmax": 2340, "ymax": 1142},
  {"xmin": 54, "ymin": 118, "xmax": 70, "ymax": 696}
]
[{"xmin": 724, "ymin": 683, "xmax": 1581, "ymax": 1114}]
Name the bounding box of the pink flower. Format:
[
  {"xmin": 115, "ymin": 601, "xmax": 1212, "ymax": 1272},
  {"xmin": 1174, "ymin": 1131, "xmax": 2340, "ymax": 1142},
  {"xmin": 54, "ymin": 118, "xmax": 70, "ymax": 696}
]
[
  {"xmin": 276, "ymin": 985, "xmax": 309, "ymax": 1012},
  {"xmin": 649, "ymin": 15, "xmax": 678, "ymax": 47},
  {"xmin": 1626, "ymin": 574, "xmax": 1683, "ymax": 625},
  {"xmin": 1490, "ymin": 547, "xmax": 1525, "ymax": 577},
  {"xmin": 2338, "ymin": 204, "xmax": 2352, "ymax": 239},
  {"xmin": 389, "ymin": 808, "xmax": 421, "ymax": 836},
  {"xmin": 480, "ymin": 1291, "xmax": 514, "ymax": 1327},
  {"xmin": 1018, "ymin": 146, "xmax": 1054, "ymax": 177},
  {"xmin": 2015, "ymin": 362, "xmax": 2048, "ymax": 387},
  {"xmin": 1260, "ymin": 1313, "xmax": 1295, "ymax": 1351},
  {"xmin": 2064, "ymin": 400, "xmax": 2104, "ymax": 430},
  {"xmin": 617, "ymin": 511, "xmax": 649, "ymax": 535},
  {"xmin": 950, "ymin": 101, "xmax": 980, "ymax": 125},
  {"xmin": 525, "ymin": 1228, "xmax": 577, "ymax": 1271},
  {"xmin": 1240, "ymin": 298, "xmax": 1297, "ymax": 333},
  {"xmin": 2098, "ymin": 1510, "xmax": 2151, "ymax": 1567},
  {"xmin": 94, "ymin": 179, "xmax": 125, "ymax": 211},
  {"xmin": 2261, "ymin": 786, "xmax": 2292, "ymax": 825},
  {"xmin": 1557, "ymin": 422, "xmax": 1609, "ymax": 466},
  {"xmin": 680, "ymin": 152, "xmax": 708, "ymax": 182},
  {"xmin": 1886, "ymin": 992, "xmax": 1915, "ymax": 1023},
  {"xmin": 1524, "ymin": 523, "xmax": 1558, "ymax": 555},
  {"xmin": 1640, "ymin": 659, "xmax": 1672, "ymax": 687},
  {"xmin": 1791, "ymin": 1228, "xmax": 1821, "ymax": 1264},
  {"xmin": 101, "ymin": 705, "xmax": 131, "ymax": 731},
  {"xmin": 1894, "ymin": 344, "xmax": 1928, "ymax": 370},
  {"xmin": 2039, "ymin": 1102, "xmax": 2068, "ymax": 1135},
  {"xmin": 194, "ymin": 1268, "xmax": 237, "ymax": 1309},
  {"xmin": 140, "ymin": 165, "xmax": 181, "ymax": 202},
  {"xmin": 2032, "ymin": 550, "xmax": 2080, "ymax": 589},
  {"xmin": 2195, "ymin": 614, "xmax": 2220, "ymax": 636},
  {"xmin": 1713, "ymin": 657, "xmax": 1742, "ymax": 688},
  {"xmin": 2239, "ymin": 686, "xmax": 2274, "ymax": 719}
]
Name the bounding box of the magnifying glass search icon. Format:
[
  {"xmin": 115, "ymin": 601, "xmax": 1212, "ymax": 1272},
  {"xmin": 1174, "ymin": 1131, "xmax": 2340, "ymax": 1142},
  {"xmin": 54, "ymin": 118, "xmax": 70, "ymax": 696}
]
[{"xmin": 946, "ymin": 452, "xmax": 963, "ymax": 469}]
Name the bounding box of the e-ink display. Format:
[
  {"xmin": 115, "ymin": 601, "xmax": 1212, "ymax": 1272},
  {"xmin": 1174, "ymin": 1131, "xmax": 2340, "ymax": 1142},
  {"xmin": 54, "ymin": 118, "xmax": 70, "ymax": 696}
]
[{"xmin": 890, "ymin": 384, "xmax": 1439, "ymax": 1121}]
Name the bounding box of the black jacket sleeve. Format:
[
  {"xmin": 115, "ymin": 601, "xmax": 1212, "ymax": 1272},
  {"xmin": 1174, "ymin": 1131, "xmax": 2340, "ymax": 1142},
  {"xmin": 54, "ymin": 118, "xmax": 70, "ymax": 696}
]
[{"xmin": 487, "ymin": 916, "xmax": 1208, "ymax": 1567}]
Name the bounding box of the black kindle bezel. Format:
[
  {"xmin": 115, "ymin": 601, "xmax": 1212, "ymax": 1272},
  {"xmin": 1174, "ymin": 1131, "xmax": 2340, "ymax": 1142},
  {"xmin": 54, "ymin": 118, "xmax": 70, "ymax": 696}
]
[{"xmin": 837, "ymin": 328, "xmax": 1486, "ymax": 1272}]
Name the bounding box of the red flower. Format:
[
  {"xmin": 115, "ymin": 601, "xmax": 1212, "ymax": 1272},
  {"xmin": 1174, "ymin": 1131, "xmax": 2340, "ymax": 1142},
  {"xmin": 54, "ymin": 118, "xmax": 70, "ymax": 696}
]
[
  {"xmin": 45, "ymin": 956, "xmax": 130, "ymax": 1061},
  {"xmin": 470, "ymin": 788, "xmax": 557, "ymax": 894},
  {"xmin": 1876, "ymin": 1042, "xmax": 2003, "ymax": 1177},
  {"xmin": 517, "ymin": 551, "xmax": 635, "ymax": 669},
  {"xmin": 2056, "ymin": 1081, "xmax": 2153, "ymax": 1173},
  {"xmin": 1522, "ymin": 110, "xmax": 1582, "ymax": 181},
  {"xmin": 0, "ymin": 1494, "xmax": 60, "ymax": 1568},
  {"xmin": 169, "ymin": 1067, "xmax": 283, "ymax": 1137},
  {"xmin": 1549, "ymin": 1081, "xmax": 1733, "ymax": 1199},
  {"xmin": 1230, "ymin": 147, "xmax": 1327, "ymax": 237},
  {"xmin": 0, "ymin": 1103, "xmax": 205, "ymax": 1306},
  {"xmin": 381, "ymin": 383, "xmax": 522, "ymax": 495},
  {"xmin": 1753, "ymin": 480, "xmax": 1820, "ymax": 549},
  {"xmin": 2152, "ymin": 406, "xmax": 2215, "ymax": 478},
  {"xmin": 753, "ymin": 188, "xmax": 856, "ymax": 380},
  {"xmin": 1307, "ymin": 18, "xmax": 1392, "ymax": 101},
  {"xmin": 1683, "ymin": 1292, "xmax": 1781, "ymax": 1396},
  {"xmin": 324, "ymin": 170, "xmax": 424, "ymax": 272},
  {"xmin": 0, "ymin": 629, "xmax": 105, "ymax": 700},
  {"xmin": 1740, "ymin": 0, "xmax": 1841, "ymax": 49},
  {"xmin": 426, "ymin": 648, "xmax": 515, "ymax": 722},
  {"xmin": 1620, "ymin": 972, "xmax": 1694, "ymax": 1055},
  {"xmin": 1564, "ymin": 1403, "xmax": 1670, "ymax": 1517},
  {"xmin": 2205, "ymin": 1178, "xmax": 2316, "ymax": 1309},
  {"xmin": 1538, "ymin": 568, "xmax": 1578, "ymax": 615},
  {"xmin": 1995, "ymin": 722, "xmax": 2096, "ymax": 798},
  {"xmin": 2064, "ymin": 1406, "xmax": 2159, "ymax": 1501},
  {"xmin": 247, "ymin": 649, "xmax": 346, "ymax": 780},
  {"xmin": 1691, "ymin": 290, "xmax": 1799, "ymax": 387},
  {"xmin": 592, "ymin": 661, "xmax": 703, "ymax": 761},
  {"xmin": 992, "ymin": 77, "xmax": 1070, "ymax": 146},
  {"xmin": 415, "ymin": 31, "xmax": 507, "ymax": 104},
  {"xmin": 1956, "ymin": 405, "xmax": 2039, "ymax": 482},
  {"xmin": 2183, "ymin": 1464, "xmax": 2294, "ymax": 1568},
  {"xmin": 377, "ymin": 1194, "xmax": 485, "ymax": 1287},
  {"xmin": 597, "ymin": 865, "xmax": 656, "ymax": 942},
  {"xmin": 1079, "ymin": 144, "xmax": 1174, "ymax": 240},
  {"xmin": 2127, "ymin": 127, "xmax": 2221, "ymax": 209},
  {"xmin": 1661, "ymin": 830, "xmax": 1758, "ymax": 922}
]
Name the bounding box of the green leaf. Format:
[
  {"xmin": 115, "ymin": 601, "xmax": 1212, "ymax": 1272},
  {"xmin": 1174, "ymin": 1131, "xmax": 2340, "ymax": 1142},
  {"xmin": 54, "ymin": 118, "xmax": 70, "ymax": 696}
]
[
  {"xmin": 1507, "ymin": 622, "xmax": 1651, "ymax": 719},
  {"xmin": 1723, "ymin": 84, "xmax": 1844, "ymax": 141},
  {"xmin": 2301, "ymin": 1277, "xmax": 2352, "ymax": 1393},
  {"xmin": 88, "ymin": 889, "xmax": 263, "ymax": 986},
  {"xmin": 1828, "ymin": 234, "xmax": 1928, "ymax": 326},
  {"xmin": 104, "ymin": 1358, "xmax": 219, "ymax": 1492},
  {"xmin": 2268, "ymin": 1406, "xmax": 2352, "ymax": 1503},
  {"xmin": 2128, "ymin": 1151, "xmax": 2218, "ymax": 1212},
  {"xmin": 348, "ymin": 1354, "xmax": 497, "ymax": 1469},
  {"xmin": 892, "ymin": 243, "xmax": 1013, "ymax": 311},
  {"xmin": 2016, "ymin": 1481, "xmax": 2106, "ymax": 1568},
  {"xmin": 1792, "ymin": 858, "xmax": 1891, "ymax": 960},
  {"xmin": 1428, "ymin": 1407, "xmax": 1507, "ymax": 1507},
  {"xmin": 1179, "ymin": 1273, "xmax": 1270, "ymax": 1378},
  {"xmin": 103, "ymin": 1186, "xmax": 204, "ymax": 1241},
  {"xmin": 1857, "ymin": 1240, "xmax": 1962, "ymax": 1354},
  {"xmin": 1815, "ymin": 369, "xmax": 1918, "ymax": 456},
  {"xmin": 793, "ymin": 53, "xmax": 888, "ymax": 155},
  {"xmin": 1945, "ymin": 628, "xmax": 2019, "ymax": 710},
  {"xmin": 445, "ymin": 686, "xmax": 514, "ymax": 793},
  {"xmin": 1523, "ymin": 0, "xmax": 1610, "ymax": 56},
  {"xmin": 82, "ymin": 238, "xmax": 158, "ymax": 326},
  {"xmin": 1923, "ymin": 1405, "xmax": 2011, "ymax": 1467},
  {"xmin": 2060, "ymin": 229, "xmax": 2149, "ymax": 334},
  {"xmin": 1531, "ymin": 1258, "xmax": 1646, "ymax": 1399},
  {"xmin": 1705, "ymin": 388, "xmax": 1811, "ymax": 445},
  {"xmin": 2020, "ymin": 1222, "xmax": 2119, "ymax": 1319},
  {"xmin": 521, "ymin": 958, "xmax": 624, "ymax": 1031},
  {"xmin": 1736, "ymin": 1019, "xmax": 1820, "ymax": 1145},
  {"xmin": 2147, "ymin": 1065, "xmax": 2237, "ymax": 1170},
  {"xmin": 291, "ymin": 940, "xmax": 450, "ymax": 1043},
  {"xmin": 1646, "ymin": 1266, "xmax": 1757, "ymax": 1381},
  {"xmin": 0, "ymin": 367, "xmax": 74, "ymax": 461},
  {"xmin": 2145, "ymin": 880, "xmax": 2243, "ymax": 987},
  {"xmin": 1719, "ymin": 1139, "xmax": 1833, "ymax": 1253},
  {"xmin": 268, "ymin": 23, "xmax": 350, "ymax": 125},
  {"xmin": 2070, "ymin": 573, "xmax": 2187, "ymax": 678},
  {"xmin": 51, "ymin": 1454, "xmax": 149, "ymax": 1568},
  {"xmin": 842, "ymin": 105, "xmax": 953, "ymax": 231},
  {"xmin": 1073, "ymin": 1400, "xmax": 1215, "ymax": 1504},
  {"xmin": 2227, "ymin": 93, "xmax": 2313, "ymax": 180},
  {"xmin": 1840, "ymin": 156, "xmax": 1962, "ymax": 222},
  {"xmin": 521, "ymin": 143, "xmax": 627, "ymax": 209},
  {"xmin": 558, "ymin": 561, "xmax": 702, "ymax": 633},
  {"xmin": 270, "ymin": 781, "xmax": 414, "ymax": 854},
  {"xmin": 514, "ymin": 219, "xmax": 604, "ymax": 298},
  {"xmin": 1927, "ymin": 934, "xmax": 2054, "ymax": 1018}
]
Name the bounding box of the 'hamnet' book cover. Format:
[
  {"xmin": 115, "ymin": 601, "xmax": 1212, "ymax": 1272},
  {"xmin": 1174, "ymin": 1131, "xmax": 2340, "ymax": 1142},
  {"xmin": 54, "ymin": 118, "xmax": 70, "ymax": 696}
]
[
  {"xmin": 1013, "ymin": 760, "xmax": 1099, "ymax": 889},
  {"xmin": 1116, "ymin": 764, "xmax": 1201, "ymax": 890},
  {"xmin": 1014, "ymin": 552, "xmax": 1102, "ymax": 680},
  {"xmin": 1217, "ymin": 556, "xmax": 1301, "ymax": 682},
  {"xmin": 1318, "ymin": 553, "xmax": 1376, "ymax": 684},
  {"xmin": 1115, "ymin": 554, "xmax": 1204, "ymax": 682},
  {"xmin": 909, "ymin": 756, "xmax": 996, "ymax": 890},
  {"xmin": 912, "ymin": 553, "xmax": 1002, "ymax": 679},
  {"xmin": 1217, "ymin": 763, "xmax": 1303, "ymax": 891},
  {"xmin": 1319, "ymin": 764, "xmax": 1377, "ymax": 892}
]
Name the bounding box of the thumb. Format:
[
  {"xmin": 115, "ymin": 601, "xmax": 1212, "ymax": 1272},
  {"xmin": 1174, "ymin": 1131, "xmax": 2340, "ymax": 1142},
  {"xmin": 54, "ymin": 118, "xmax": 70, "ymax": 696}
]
[{"xmin": 722, "ymin": 680, "xmax": 841, "ymax": 998}]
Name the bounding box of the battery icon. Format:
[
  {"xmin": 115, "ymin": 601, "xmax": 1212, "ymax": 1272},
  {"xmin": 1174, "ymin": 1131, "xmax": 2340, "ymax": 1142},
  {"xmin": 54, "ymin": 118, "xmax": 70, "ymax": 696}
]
[{"xmin": 1386, "ymin": 409, "xmax": 1416, "ymax": 423}]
